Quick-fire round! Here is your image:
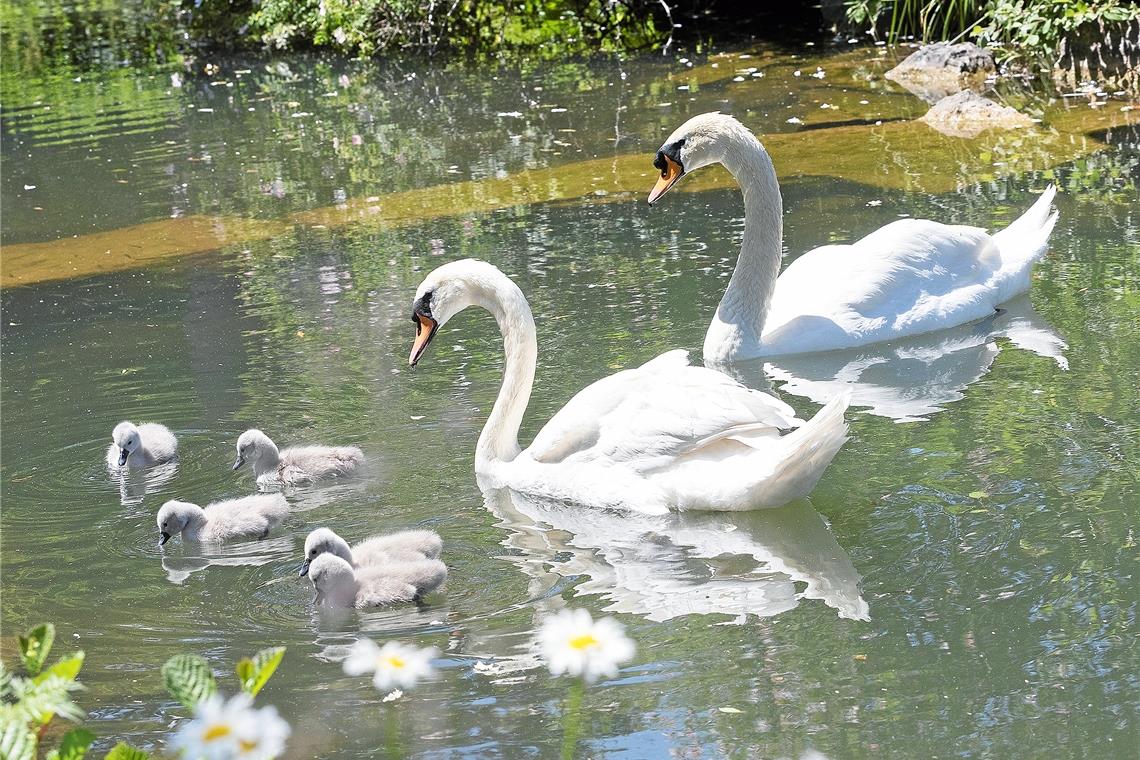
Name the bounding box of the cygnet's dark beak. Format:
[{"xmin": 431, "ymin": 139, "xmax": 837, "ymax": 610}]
[
  {"xmin": 298, "ymin": 559, "xmax": 311, "ymax": 577},
  {"xmin": 232, "ymin": 455, "xmax": 245, "ymax": 471},
  {"xmin": 118, "ymin": 449, "xmax": 129, "ymax": 466},
  {"xmin": 159, "ymin": 531, "xmax": 171, "ymax": 546}
]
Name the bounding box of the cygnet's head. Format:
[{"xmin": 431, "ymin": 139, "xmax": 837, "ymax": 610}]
[
  {"xmin": 299, "ymin": 528, "xmax": 353, "ymax": 577},
  {"xmin": 156, "ymin": 500, "xmax": 197, "ymax": 545},
  {"xmin": 409, "ymin": 259, "xmax": 522, "ymax": 366},
  {"xmin": 648, "ymin": 112, "xmax": 753, "ymax": 204},
  {"xmin": 233, "ymin": 429, "xmax": 274, "ymax": 471},
  {"xmin": 111, "ymin": 421, "xmax": 141, "ymax": 466},
  {"xmin": 307, "ymin": 553, "xmax": 357, "ymax": 607}
]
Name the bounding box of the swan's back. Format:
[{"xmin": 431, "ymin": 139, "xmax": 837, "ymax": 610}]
[
  {"xmin": 354, "ymin": 529, "xmax": 443, "ymax": 564},
  {"xmin": 278, "ymin": 445, "xmax": 364, "ymax": 483},
  {"xmin": 354, "ymin": 558, "xmax": 447, "ymax": 607},
  {"xmin": 136, "ymin": 423, "xmax": 178, "ymax": 461},
  {"xmin": 202, "ymin": 493, "xmax": 288, "ymax": 540},
  {"xmin": 760, "ymin": 189, "xmax": 1058, "ymax": 355},
  {"xmin": 527, "ymin": 350, "xmax": 801, "ymax": 472}
]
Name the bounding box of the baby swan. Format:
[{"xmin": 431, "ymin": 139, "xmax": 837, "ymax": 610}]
[
  {"xmin": 233, "ymin": 429, "xmax": 365, "ymax": 486},
  {"xmin": 156, "ymin": 494, "xmax": 289, "ymax": 545},
  {"xmin": 307, "ymin": 553, "xmax": 447, "ymax": 608},
  {"xmin": 298, "ymin": 527, "xmax": 444, "ymax": 576},
  {"xmin": 106, "ymin": 421, "xmax": 177, "ymax": 469}
]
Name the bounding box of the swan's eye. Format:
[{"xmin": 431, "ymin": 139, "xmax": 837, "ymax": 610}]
[
  {"xmin": 412, "ymin": 290, "xmax": 434, "ymax": 321},
  {"xmin": 310, "ymin": 549, "xmax": 318, "ymax": 556}
]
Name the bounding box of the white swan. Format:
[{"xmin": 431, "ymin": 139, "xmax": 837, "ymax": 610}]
[
  {"xmin": 408, "ymin": 259, "xmax": 850, "ymax": 514},
  {"xmin": 106, "ymin": 421, "xmax": 177, "ymax": 469},
  {"xmin": 233, "ymin": 429, "xmax": 364, "ymax": 486},
  {"xmin": 156, "ymin": 494, "xmax": 288, "ymax": 545},
  {"xmin": 298, "ymin": 527, "xmax": 443, "ymax": 576},
  {"xmin": 307, "ymin": 553, "xmax": 447, "ymax": 608},
  {"xmin": 648, "ymin": 112, "xmax": 1059, "ymax": 363}
]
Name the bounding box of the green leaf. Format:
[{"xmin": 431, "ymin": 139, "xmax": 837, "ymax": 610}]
[
  {"xmin": 0, "ymin": 717, "xmax": 35, "ymax": 760},
  {"xmin": 45, "ymin": 728, "xmax": 95, "ymax": 760},
  {"xmin": 0, "ymin": 674, "xmax": 84, "ymax": 728},
  {"xmin": 235, "ymin": 647, "xmax": 285, "ymax": 697},
  {"xmin": 34, "ymin": 653, "xmax": 85, "ymax": 686},
  {"xmin": 161, "ymin": 655, "xmax": 216, "ymax": 710},
  {"xmin": 0, "ymin": 665, "xmax": 13, "ymax": 701},
  {"xmin": 18, "ymin": 624, "xmax": 55, "ymax": 676},
  {"xmin": 103, "ymin": 743, "xmax": 149, "ymax": 760}
]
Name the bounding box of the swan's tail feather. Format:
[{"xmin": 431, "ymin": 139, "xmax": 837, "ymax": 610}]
[
  {"xmin": 992, "ymin": 185, "xmax": 1058, "ymax": 302},
  {"xmin": 751, "ymin": 389, "xmax": 851, "ymax": 506}
]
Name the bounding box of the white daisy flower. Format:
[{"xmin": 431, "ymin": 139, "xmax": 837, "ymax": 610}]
[
  {"xmin": 233, "ymin": 703, "xmax": 290, "ymax": 759},
  {"xmin": 537, "ymin": 609, "xmax": 636, "ymax": 683},
  {"xmin": 170, "ymin": 693, "xmax": 290, "ymax": 760},
  {"xmin": 343, "ymin": 639, "xmax": 438, "ymax": 692}
]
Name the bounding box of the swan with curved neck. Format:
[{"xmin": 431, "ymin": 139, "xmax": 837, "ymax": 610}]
[
  {"xmin": 409, "ymin": 259, "xmax": 850, "ymax": 514},
  {"xmin": 649, "ymin": 112, "xmax": 1058, "ymax": 363}
]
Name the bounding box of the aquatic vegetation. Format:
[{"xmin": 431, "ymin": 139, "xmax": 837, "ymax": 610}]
[{"xmin": 342, "ymin": 640, "xmax": 439, "ymax": 692}]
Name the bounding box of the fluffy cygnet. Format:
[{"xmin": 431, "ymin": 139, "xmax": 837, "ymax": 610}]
[
  {"xmin": 307, "ymin": 553, "xmax": 447, "ymax": 608},
  {"xmin": 232, "ymin": 429, "xmax": 364, "ymax": 486},
  {"xmin": 298, "ymin": 527, "xmax": 443, "ymax": 576},
  {"xmin": 106, "ymin": 421, "xmax": 177, "ymax": 469},
  {"xmin": 156, "ymin": 494, "xmax": 289, "ymax": 545}
]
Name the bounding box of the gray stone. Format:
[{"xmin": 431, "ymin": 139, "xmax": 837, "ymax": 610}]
[
  {"xmin": 920, "ymin": 90, "xmax": 1035, "ymax": 138},
  {"xmin": 886, "ymin": 42, "xmax": 997, "ymax": 103}
]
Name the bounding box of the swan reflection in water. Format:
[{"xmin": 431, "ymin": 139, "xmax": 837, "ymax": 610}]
[
  {"xmin": 112, "ymin": 460, "xmax": 178, "ymax": 508},
  {"xmin": 480, "ymin": 478, "xmax": 869, "ymax": 624},
  {"xmin": 722, "ymin": 296, "xmax": 1067, "ymax": 423},
  {"xmin": 160, "ymin": 534, "xmax": 294, "ymax": 584}
]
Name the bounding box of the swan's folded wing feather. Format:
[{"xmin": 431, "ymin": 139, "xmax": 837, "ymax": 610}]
[
  {"xmin": 765, "ymin": 220, "xmax": 1003, "ymax": 341},
  {"xmin": 527, "ymin": 351, "xmax": 801, "ymax": 469}
]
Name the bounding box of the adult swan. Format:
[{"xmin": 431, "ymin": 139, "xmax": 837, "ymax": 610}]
[
  {"xmin": 409, "ymin": 259, "xmax": 850, "ymax": 514},
  {"xmin": 649, "ymin": 112, "xmax": 1059, "ymax": 363}
]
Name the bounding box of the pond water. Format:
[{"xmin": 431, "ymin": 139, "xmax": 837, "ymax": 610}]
[{"xmin": 2, "ymin": 10, "xmax": 1139, "ymax": 759}]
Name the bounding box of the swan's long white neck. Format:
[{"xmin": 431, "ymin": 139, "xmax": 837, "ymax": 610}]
[
  {"xmin": 703, "ymin": 124, "xmax": 783, "ymax": 362},
  {"xmin": 469, "ymin": 273, "xmax": 537, "ymax": 469}
]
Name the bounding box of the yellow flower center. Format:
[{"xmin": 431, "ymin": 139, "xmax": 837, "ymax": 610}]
[
  {"xmin": 239, "ymin": 739, "xmax": 259, "ymax": 752},
  {"xmin": 203, "ymin": 723, "xmax": 232, "ymax": 742},
  {"xmin": 383, "ymin": 655, "xmax": 406, "ymax": 669},
  {"xmin": 568, "ymin": 633, "xmax": 599, "ymax": 651}
]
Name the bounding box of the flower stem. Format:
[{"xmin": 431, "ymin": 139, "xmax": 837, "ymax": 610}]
[{"xmin": 560, "ymin": 679, "xmax": 585, "ymax": 760}]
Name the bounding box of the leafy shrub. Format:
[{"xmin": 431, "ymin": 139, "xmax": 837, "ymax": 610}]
[
  {"xmin": 0, "ymin": 622, "xmax": 147, "ymax": 760},
  {"xmin": 246, "ymin": 0, "xmax": 671, "ymax": 57},
  {"xmin": 844, "ymin": 0, "xmax": 1140, "ymax": 65}
]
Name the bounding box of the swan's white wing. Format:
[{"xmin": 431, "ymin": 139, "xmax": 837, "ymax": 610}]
[
  {"xmin": 763, "ymin": 220, "xmax": 1004, "ymax": 352},
  {"xmin": 526, "ymin": 350, "xmax": 801, "ymax": 471}
]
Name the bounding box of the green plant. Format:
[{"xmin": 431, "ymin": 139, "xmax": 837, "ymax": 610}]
[
  {"xmin": 161, "ymin": 647, "xmax": 286, "ymax": 709},
  {"xmin": 974, "ymin": 0, "xmax": 1140, "ymax": 64},
  {"xmin": 844, "ymin": 0, "xmax": 1140, "ymax": 65},
  {"xmin": 0, "ymin": 623, "xmax": 148, "ymax": 760},
  {"xmin": 845, "ymin": 0, "xmax": 984, "ymax": 42}
]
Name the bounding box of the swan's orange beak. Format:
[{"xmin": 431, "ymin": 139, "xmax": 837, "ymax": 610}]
[
  {"xmin": 648, "ymin": 154, "xmax": 683, "ymax": 204},
  {"xmin": 410, "ymin": 312, "xmax": 438, "ymax": 367}
]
